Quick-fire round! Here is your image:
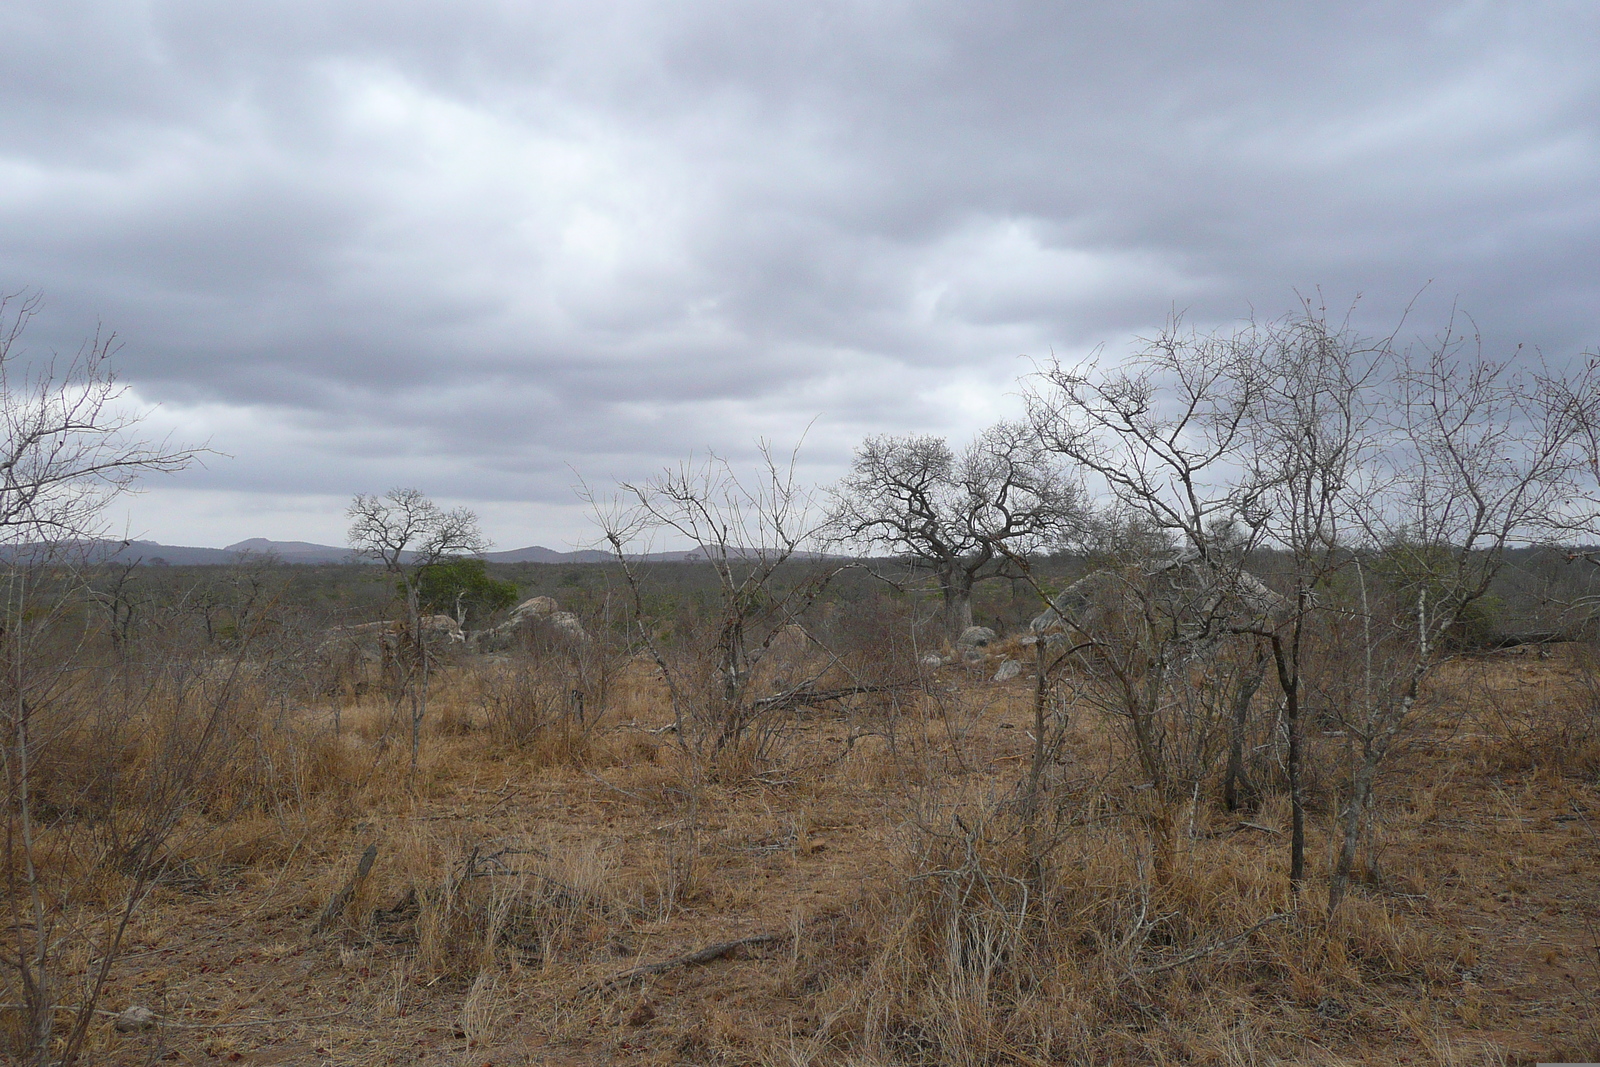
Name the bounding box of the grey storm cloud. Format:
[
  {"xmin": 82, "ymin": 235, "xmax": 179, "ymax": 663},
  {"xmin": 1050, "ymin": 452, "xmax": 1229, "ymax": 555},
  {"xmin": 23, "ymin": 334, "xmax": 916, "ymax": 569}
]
[{"xmin": 0, "ymin": 0, "xmax": 1596, "ymax": 544}]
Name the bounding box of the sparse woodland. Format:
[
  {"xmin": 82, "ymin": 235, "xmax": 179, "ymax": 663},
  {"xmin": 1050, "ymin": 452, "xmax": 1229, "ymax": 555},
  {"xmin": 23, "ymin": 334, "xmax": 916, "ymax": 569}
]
[{"xmin": 5, "ymin": 302, "xmax": 1600, "ymax": 1065}]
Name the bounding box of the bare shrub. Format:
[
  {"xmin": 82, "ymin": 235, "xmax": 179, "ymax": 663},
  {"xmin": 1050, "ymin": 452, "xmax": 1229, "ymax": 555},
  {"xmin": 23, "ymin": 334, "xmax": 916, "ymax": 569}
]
[
  {"xmin": 1026, "ymin": 305, "xmax": 1596, "ymax": 914},
  {"xmin": 1454, "ymin": 644, "xmax": 1600, "ymax": 780},
  {"xmin": 478, "ymin": 660, "xmax": 575, "ymax": 751},
  {"xmin": 366, "ymin": 828, "xmax": 620, "ymax": 991},
  {"xmin": 588, "ymin": 442, "xmax": 843, "ymax": 752}
]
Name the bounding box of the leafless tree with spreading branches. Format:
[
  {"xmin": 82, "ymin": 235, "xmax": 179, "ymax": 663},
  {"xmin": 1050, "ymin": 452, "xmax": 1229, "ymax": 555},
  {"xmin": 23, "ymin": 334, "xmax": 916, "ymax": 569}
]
[
  {"xmin": 592, "ymin": 441, "xmax": 841, "ymax": 752},
  {"xmin": 1027, "ymin": 303, "xmax": 1597, "ymax": 912},
  {"xmin": 827, "ymin": 420, "xmax": 1082, "ymax": 637},
  {"xmin": 348, "ymin": 488, "xmax": 489, "ymax": 771},
  {"xmin": 0, "ymin": 291, "xmax": 202, "ymax": 1066}
]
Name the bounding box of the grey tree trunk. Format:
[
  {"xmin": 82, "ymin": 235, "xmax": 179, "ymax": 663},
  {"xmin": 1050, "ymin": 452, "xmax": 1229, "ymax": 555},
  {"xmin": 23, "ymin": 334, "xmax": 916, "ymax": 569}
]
[
  {"xmin": 1328, "ymin": 745, "xmax": 1378, "ymax": 914},
  {"xmin": 405, "ymin": 582, "xmax": 426, "ymax": 775},
  {"xmin": 1223, "ymin": 647, "xmax": 1267, "ymax": 812},
  {"xmin": 1328, "ymin": 687, "xmax": 1413, "ymax": 914},
  {"xmin": 942, "ymin": 571, "xmax": 975, "ymax": 637}
]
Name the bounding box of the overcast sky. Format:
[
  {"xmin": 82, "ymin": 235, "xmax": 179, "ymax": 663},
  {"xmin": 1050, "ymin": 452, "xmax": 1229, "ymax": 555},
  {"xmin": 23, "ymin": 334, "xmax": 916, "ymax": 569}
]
[{"xmin": 3, "ymin": 1, "xmax": 1596, "ymax": 549}]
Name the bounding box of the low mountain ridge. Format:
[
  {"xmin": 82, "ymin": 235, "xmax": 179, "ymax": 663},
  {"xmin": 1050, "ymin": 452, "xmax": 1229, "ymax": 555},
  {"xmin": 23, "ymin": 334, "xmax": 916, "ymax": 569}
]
[{"xmin": 0, "ymin": 538, "xmax": 819, "ymax": 565}]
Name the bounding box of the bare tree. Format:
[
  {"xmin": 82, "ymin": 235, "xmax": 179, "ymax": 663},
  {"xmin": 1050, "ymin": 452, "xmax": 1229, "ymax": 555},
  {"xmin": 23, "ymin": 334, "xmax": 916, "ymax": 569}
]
[
  {"xmin": 1231, "ymin": 308, "xmax": 1386, "ymax": 890},
  {"xmin": 347, "ymin": 488, "xmax": 489, "ymax": 770},
  {"xmin": 828, "ymin": 420, "xmax": 1081, "ymax": 636},
  {"xmin": 1025, "ymin": 321, "xmax": 1283, "ymax": 883},
  {"xmin": 1029, "ymin": 304, "xmax": 1595, "ymax": 911},
  {"xmin": 0, "ymin": 293, "xmax": 196, "ymax": 545},
  {"xmin": 0, "ymin": 291, "xmax": 200, "ymax": 1066},
  {"xmin": 592, "ymin": 442, "xmax": 840, "ymax": 751},
  {"xmin": 1320, "ymin": 322, "xmax": 1590, "ymax": 912}
]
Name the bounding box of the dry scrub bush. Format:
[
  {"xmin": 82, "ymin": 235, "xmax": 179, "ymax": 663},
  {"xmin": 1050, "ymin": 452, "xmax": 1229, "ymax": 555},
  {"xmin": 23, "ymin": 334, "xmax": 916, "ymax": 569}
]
[
  {"xmin": 1562, "ymin": 646, "xmax": 1600, "ymax": 779},
  {"xmin": 351, "ymin": 825, "xmax": 623, "ymax": 996},
  {"xmin": 476, "ymin": 658, "xmax": 590, "ymax": 753},
  {"xmin": 0, "ymin": 646, "xmax": 252, "ymax": 1064},
  {"xmin": 798, "ymin": 791, "xmax": 1458, "ymax": 1066}
]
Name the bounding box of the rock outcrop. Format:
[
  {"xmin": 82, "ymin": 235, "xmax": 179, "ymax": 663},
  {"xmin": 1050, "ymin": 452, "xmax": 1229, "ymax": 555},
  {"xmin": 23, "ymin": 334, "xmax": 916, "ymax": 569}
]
[
  {"xmin": 472, "ymin": 597, "xmax": 589, "ymax": 651},
  {"xmin": 509, "ymin": 596, "xmax": 559, "ymax": 621},
  {"xmin": 957, "ymin": 625, "xmax": 997, "ymax": 650}
]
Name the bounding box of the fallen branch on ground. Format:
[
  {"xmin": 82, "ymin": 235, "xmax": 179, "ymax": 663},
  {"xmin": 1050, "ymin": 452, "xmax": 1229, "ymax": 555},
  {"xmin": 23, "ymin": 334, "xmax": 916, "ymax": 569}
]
[
  {"xmin": 754, "ymin": 681, "xmax": 915, "ymax": 712},
  {"xmin": 1133, "ymin": 912, "xmax": 1291, "ymax": 976},
  {"xmin": 595, "ymin": 933, "xmax": 785, "ymax": 990},
  {"xmin": 1203, "ymin": 821, "xmax": 1282, "ymax": 838},
  {"xmin": 0, "ymin": 1004, "xmax": 354, "ymax": 1030}
]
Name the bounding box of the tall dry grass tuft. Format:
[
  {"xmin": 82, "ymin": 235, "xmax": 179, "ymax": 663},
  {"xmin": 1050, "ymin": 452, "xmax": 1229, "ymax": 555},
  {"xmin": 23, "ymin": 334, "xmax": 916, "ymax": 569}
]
[
  {"xmin": 346, "ymin": 822, "xmax": 626, "ymax": 999},
  {"xmin": 1444, "ymin": 647, "xmax": 1600, "ymax": 781},
  {"xmin": 1, "ymin": 635, "xmax": 275, "ymax": 1064},
  {"xmin": 795, "ymin": 788, "xmax": 1457, "ymax": 1065}
]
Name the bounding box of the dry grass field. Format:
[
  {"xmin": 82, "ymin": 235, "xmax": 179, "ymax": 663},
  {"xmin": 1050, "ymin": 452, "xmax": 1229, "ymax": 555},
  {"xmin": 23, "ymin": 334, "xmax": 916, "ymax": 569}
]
[{"xmin": 9, "ymin": 637, "xmax": 1600, "ymax": 1066}]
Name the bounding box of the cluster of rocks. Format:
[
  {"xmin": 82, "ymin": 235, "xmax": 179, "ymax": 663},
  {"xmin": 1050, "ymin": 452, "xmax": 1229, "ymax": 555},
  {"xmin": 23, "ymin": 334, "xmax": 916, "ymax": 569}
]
[
  {"xmin": 321, "ymin": 596, "xmax": 589, "ymax": 663},
  {"xmin": 322, "ymin": 613, "xmax": 465, "ymax": 658},
  {"xmin": 920, "ymin": 625, "xmax": 1025, "ymax": 683},
  {"xmin": 470, "ymin": 595, "xmax": 588, "ymax": 652}
]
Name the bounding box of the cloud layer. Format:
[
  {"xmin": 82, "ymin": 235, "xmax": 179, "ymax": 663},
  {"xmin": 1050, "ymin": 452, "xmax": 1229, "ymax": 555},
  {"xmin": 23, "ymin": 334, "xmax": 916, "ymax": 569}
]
[{"xmin": 2, "ymin": 1, "xmax": 1596, "ymax": 546}]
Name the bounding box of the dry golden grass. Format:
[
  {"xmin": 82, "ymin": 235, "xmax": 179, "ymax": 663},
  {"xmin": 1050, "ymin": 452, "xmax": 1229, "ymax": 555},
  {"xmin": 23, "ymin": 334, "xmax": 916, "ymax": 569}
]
[{"xmin": 7, "ymin": 645, "xmax": 1599, "ymax": 1065}]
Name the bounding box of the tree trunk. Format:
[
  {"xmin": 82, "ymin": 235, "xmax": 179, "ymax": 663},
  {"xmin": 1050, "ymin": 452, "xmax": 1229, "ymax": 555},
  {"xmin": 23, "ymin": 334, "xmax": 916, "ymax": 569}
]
[
  {"xmin": 1328, "ymin": 685, "xmax": 1413, "ymax": 914},
  {"xmin": 1028, "ymin": 639, "xmax": 1049, "ymax": 812},
  {"xmin": 1223, "ymin": 647, "xmax": 1267, "ymax": 812},
  {"xmin": 1286, "ymin": 684, "xmax": 1305, "ymax": 890},
  {"xmin": 1266, "ymin": 633, "xmax": 1306, "ymax": 894},
  {"xmin": 716, "ymin": 619, "xmax": 748, "ymax": 749},
  {"xmin": 1328, "ymin": 740, "xmax": 1379, "ymax": 915},
  {"xmin": 1148, "ymin": 797, "xmax": 1178, "ymax": 887},
  {"xmin": 941, "ymin": 571, "xmax": 974, "ymax": 637},
  {"xmin": 412, "ymin": 642, "xmax": 428, "ymax": 771}
]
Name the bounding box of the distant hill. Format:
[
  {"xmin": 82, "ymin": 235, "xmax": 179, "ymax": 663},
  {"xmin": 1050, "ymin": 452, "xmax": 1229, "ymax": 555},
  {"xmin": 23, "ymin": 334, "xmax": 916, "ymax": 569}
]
[
  {"xmin": 80, "ymin": 539, "xmax": 617, "ymax": 565},
  {"xmin": 0, "ymin": 538, "xmax": 833, "ymax": 566},
  {"xmin": 482, "ymin": 545, "xmax": 615, "ymax": 563},
  {"xmin": 0, "ymin": 538, "xmax": 358, "ymax": 566},
  {"xmin": 0, "ymin": 540, "xmax": 239, "ymax": 566},
  {"xmin": 224, "ymin": 538, "xmax": 358, "ymax": 563}
]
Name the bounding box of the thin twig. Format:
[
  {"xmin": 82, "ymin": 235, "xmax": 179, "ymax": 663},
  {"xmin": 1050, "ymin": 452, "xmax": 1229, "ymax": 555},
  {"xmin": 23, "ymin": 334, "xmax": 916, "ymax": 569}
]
[
  {"xmin": 594, "ymin": 933, "xmax": 785, "ymax": 990},
  {"xmin": 1133, "ymin": 912, "xmax": 1291, "ymax": 976},
  {"xmin": 753, "ymin": 681, "xmax": 916, "ymax": 712}
]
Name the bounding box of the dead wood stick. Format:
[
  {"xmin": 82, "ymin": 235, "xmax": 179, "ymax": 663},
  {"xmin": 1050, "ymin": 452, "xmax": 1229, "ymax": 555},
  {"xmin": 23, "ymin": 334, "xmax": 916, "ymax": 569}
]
[
  {"xmin": 313, "ymin": 842, "xmax": 378, "ymax": 935},
  {"xmin": 753, "ymin": 681, "xmax": 914, "ymax": 712},
  {"xmin": 596, "ymin": 933, "xmax": 785, "ymax": 990},
  {"xmin": 134, "ymin": 1005, "xmax": 356, "ymax": 1030},
  {"xmin": 1204, "ymin": 820, "xmax": 1283, "ymax": 839},
  {"xmin": 1133, "ymin": 912, "xmax": 1290, "ymax": 976}
]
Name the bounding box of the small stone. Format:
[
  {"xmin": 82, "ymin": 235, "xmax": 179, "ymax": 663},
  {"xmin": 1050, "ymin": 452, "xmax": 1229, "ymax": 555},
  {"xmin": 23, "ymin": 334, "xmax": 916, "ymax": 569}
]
[
  {"xmin": 993, "ymin": 659, "xmax": 1022, "ymax": 682},
  {"xmin": 115, "ymin": 1005, "xmax": 157, "ymax": 1032},
  {"xmin": 919, "ymin": 652, "xmax": 944, "ymax": 668}
]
